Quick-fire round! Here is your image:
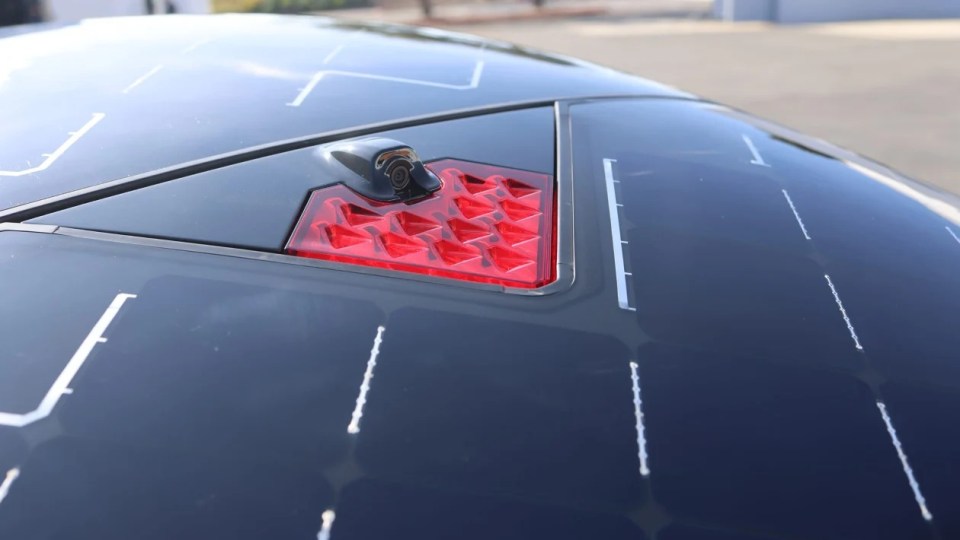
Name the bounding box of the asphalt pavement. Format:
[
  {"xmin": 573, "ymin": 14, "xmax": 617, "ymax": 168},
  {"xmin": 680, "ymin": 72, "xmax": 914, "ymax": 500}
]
[{"xmin": 335, "ymin": 9, "xmax": 960, "ymax": 194}]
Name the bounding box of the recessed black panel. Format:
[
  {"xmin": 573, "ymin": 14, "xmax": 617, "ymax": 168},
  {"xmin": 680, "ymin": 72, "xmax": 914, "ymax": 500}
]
[
  {"xmin": 333, "ymin": 479, "xmax": 647, "ymax": 540},
  {"xmin": 883, "ymin": 382, "xmax": 960, "ymax": 539},
  {"xmin": 0, "ymin": 437, "xmax": 333, "ymax": 540},
  {"xmin": 639, "ymin": 342, "xmax": 929, "ymax": 540},
  {"xmin": 59, "ymin": 275, "xmax": 384, "ymax": 470},
  {"xmin": 355, "ymin": 309, "xmax": 641, "ymax": 510},
  {"xmin": 32, "ymin": 108, "xmax": 555, "ymax": 251}
]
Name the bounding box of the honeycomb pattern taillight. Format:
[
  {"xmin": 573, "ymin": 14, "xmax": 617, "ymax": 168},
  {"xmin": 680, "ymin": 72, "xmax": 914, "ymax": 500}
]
[{"xmin": 285, "ymin": 159, "xmax": 556, "ymax": 289}]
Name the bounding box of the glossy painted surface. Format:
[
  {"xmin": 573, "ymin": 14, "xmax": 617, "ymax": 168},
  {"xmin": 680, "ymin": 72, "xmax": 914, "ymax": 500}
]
[
  {"xmin": 0, "ymin": 15, "xmax": 959, "ymax": 540},
  {"xmin": 0, "ymin": 15, "xmax": 679, "ymax": 210},
  {"xmin": 2, "ymin": 99, "xmax": 959, "ymax": 540}
]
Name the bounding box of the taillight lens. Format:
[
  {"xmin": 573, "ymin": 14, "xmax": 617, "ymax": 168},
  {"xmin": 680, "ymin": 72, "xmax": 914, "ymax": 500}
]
[{"xmin": 285, "ymin": 159, "xmax": 556, "ymax": 289}]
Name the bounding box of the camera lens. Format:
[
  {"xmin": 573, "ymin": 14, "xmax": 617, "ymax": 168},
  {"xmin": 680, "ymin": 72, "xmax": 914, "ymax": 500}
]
[{"xmin": 389, "ymin": 163, "xmax": 411, "ymax": 190}]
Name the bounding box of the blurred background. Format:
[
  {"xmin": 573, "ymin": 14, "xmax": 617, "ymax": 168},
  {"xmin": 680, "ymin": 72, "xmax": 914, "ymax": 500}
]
[{"xmin": 1, "ymin": 0, "xmax": 958, "ymax": 194}]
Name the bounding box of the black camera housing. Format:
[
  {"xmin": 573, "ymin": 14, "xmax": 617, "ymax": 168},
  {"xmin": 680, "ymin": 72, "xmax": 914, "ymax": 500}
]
[{"xmin": 316, "ymin": 138, "xmax": 442, "ymax": 203}]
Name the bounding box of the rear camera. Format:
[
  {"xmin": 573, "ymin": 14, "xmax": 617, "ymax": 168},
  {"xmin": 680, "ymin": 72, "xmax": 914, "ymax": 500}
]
[{"xmin": 389, "ymin": 163, "xmax": 412, "ymax": 191}]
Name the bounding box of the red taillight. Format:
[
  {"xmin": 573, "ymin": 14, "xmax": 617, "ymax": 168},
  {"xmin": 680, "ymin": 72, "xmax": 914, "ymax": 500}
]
[{"xmin": 285, "ymin": 159, "xmax": 556, "ymax": 289}]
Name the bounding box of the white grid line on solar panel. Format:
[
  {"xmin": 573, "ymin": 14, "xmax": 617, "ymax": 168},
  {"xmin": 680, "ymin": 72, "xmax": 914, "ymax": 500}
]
[
  {"xmin": 0, "ymin": 292, "xmax": 137, "ymax": 427},
  {"xmin": 347, "ymin": 325, "xmax": 386, "ymax": 434},
  {"xmin": 602, "ymin": 158, "xmax": 636, "ymax": 312},
  {"xmin": 0, "ymin": 113, "xmax": 105, "ymax": 177},
  {"xmin": 288, "ymin": 41, "xmax": 485, "ymax": 107}
]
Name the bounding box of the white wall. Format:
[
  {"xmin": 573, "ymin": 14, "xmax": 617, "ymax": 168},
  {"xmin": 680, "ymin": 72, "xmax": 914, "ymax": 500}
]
[
  {"xmin": 714, "ymin": 0, "xmax": 773, "ymax": 21},
  {"xmin": 777, "ymin": 0, "xmax": 960, "ymax": 23},
  {"xmin": 713, "ymin": 0, "xmax": 960, "ymax": 23},
  {"xmin": 46, "ymin": 0, "xmax": 210, "ymax": 21}
]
